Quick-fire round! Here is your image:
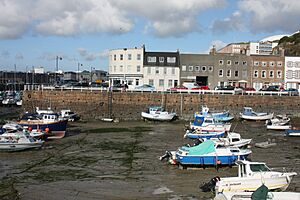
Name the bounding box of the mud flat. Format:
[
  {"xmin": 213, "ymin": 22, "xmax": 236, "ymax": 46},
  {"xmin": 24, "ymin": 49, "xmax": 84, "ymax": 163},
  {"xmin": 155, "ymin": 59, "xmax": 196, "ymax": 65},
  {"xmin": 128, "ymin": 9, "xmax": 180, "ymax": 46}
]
[{"xmin": 0, "ymin": 119, "xmax": 300, "ymax": 200}]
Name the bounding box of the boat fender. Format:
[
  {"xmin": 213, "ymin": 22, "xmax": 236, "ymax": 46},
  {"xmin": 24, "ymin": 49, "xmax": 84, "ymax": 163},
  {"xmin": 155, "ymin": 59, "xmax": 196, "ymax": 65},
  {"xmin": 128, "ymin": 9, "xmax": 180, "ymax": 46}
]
[
  {"xmin": 45, "ymin": 128, "xmax": 50, "ymax": 133},
  {"xmin": 28, "ymin": 94, "xmax": 31, "ymax": 99}
]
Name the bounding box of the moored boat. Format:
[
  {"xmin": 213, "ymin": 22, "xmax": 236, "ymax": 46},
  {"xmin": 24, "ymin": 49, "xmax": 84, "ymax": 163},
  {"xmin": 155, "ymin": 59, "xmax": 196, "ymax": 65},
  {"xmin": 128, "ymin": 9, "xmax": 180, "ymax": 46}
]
[
  {"xmin": 201, "ymin": 160, "xmax": 297, "ymax": 193},
  {"xmin": 210, "ymin": 132, "xmax": 252, "ymax": 148},
  {"xmin": 285, "ymin": 128, "xmax": 300, "ymax": 137},
  {"xmin": 184, "ymin": 129, "xmax": 225, "ymax": 139},
  {"xmin": 240, "ymin": 107, "xmax": 273, "ymax": 121},
  {"xmin": 197, "ymin": 106, "xmax": 234, "ymax": 122},
  {"xmin": 141, "ymin": 106, "xmax": 177, "ymax": 121},
  {"xmin": 190, "ymin": 115, "xmax": 231, "ymax": 132},
  {"xmin": 266, "ymin": 115, "xmax": 291, "ymax": 130}
]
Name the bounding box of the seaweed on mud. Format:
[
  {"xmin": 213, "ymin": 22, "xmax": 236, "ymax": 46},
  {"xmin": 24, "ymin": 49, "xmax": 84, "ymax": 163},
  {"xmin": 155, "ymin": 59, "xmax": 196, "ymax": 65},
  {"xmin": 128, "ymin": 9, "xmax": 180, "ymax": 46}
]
[
  {"xmin": 0, "ymin": 179, "xmax": 19, "ymax": 200},
  {"xmin": 44, "ymin": 155, "xmax": 98, "ymax": 167},
  {"xmin": 86, "ymin": 126, "xmax": 152, "ymax": 134}
]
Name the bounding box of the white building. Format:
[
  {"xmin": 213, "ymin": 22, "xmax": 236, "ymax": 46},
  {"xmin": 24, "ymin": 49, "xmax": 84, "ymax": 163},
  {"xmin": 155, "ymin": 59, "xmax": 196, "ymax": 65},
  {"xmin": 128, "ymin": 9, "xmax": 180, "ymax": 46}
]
[
  {"xmin": 249, "ymin": 42, "xmax": 278, "ymax": 55},
  {"xmin": 33, "ymin": 67, "xmax": 45, "ymax": 74},
  {"xmin": 285, "ymin": 56, "xmax": 300, "ymax": 89},
  {"xmin": 109, "ymin": 46, "xmax": 144, "ymax": 89}
]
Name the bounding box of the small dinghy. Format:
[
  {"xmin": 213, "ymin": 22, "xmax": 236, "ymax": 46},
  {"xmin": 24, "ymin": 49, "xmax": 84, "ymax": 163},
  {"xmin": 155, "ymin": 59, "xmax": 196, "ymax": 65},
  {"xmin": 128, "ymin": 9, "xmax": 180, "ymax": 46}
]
[{"xmin": 266, "ymin": 115, "xmax": 291, "ymax": 130}]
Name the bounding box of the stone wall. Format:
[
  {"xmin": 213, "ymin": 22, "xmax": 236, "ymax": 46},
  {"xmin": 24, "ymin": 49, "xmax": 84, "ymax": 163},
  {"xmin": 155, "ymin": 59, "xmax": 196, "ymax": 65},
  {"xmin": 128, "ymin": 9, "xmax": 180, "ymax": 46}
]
[{"xmin": 22, "ymin": 90, "xmax": 300, "ymax": 120}]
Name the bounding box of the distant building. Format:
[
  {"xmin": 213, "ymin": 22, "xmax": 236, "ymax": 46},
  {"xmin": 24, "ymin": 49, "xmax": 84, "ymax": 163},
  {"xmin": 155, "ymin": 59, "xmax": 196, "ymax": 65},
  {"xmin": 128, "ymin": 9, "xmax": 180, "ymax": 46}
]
[
  {"xmin": 33, "ymin": 67, "xmax": 45, "ymax": 74},
  {"xmin": 285, "ymin": 56, "xmax": 300, "ymax": 89}
]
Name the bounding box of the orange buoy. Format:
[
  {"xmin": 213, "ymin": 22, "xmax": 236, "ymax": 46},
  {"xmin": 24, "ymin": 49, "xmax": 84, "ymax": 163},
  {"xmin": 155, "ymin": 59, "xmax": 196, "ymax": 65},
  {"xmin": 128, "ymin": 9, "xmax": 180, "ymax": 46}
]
[
  {"xmin": 45, "ymin": 128, "xmax": 50, "ymax": 133},
  {"xmin": 28, "ymin": 127, "xmax": 33, "ymax": 132}
]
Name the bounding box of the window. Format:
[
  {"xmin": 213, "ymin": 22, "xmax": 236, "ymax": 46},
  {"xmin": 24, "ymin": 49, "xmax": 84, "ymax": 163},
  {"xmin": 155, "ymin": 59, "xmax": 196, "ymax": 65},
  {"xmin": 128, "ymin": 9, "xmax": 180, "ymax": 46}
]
[
  {"xmin": 262, "ymin": 62, "xmax": 267, "ymax": 67},
  {"xmin": 261, "ymin": 70, "xmax": 266, "ymax": 78},
  {"xmin": 159, "ymin": 79, "xmax": 164, "ymax": 86},
  {"xmin": 147, "ymin": 67, "xmax": 151, "ymax": 74},
  {"xmin": 234, "ymin": 70, "xmax": 239, "ymax": 77},
  {"xmin": 226, "ymin": 69, "xmax": 231, "ymax": 77},
  {"xmin": 147, "ymin": 56, "xmax": 156, "ymax": 62},
  {"xmin": 168, "ymin": 80, "xmax": 172, "ymax": 87},
  {"xmin": 120, "ymin": 54, "xmax": 123, "ymax": 60},
  {"xmin": 137, "ymin": 65, "xmax": 141, "ymax": 72},
  {"xmin": 277, "ymin": 70, "xmax": 282, "ymax": 78},
  {"xmin": 135, "ymin": 79, "xmax": 139, "ymax": 86},
  {"xmin": 149, "ymin": 79, "xmax": 154, "ymax": 86},
  {"xmin": 167, "ymin": 57, "xmax": 176, "ymax": 63},
  {"xmin": 208, "ymin": 66, "xmax": 213, "ymax": 71},
  {"xmin": 219, "ymin": 69, "xmax": 223, "ymax": 77},
  {"xmin": 219, "ymin": 60, "xmax": 224, "ymax": 65},
  {"xmin": 254, "ymin": 61, "xmax": 259, "ymax": 66},
  {"xmin": 120, "ymin": 65, "xmax": 123, "ymax": 72},
  {"xmin": 189, "ymin": 66, "xmax": 193, "ymax": 71},
  {"xmin": 164, "ymin": 67, "xmax": 167, "ymax": 75},
  {"xmin": 172, "ymin": 68, "xmax": 175, "ymax": 75},
  {"xmin": 269, "ymin": 70, "xmax": 274, "ymax": 78},
  {"xmin": 234, "ymin": 61, "xmax": 239, "ymax": 65},
  {"xmin": 195, "ymin": 66, "xmax": 200, "ymax": 71},
  {"xmin": 227, "ymin": 60, "xmax": 231, "ymax": 65},
  {"xmin": 269, "ymin": 61, "xmax": 275, "ymax": 67},
  {"xmin": 155, "ymin": 67, "xmax": 159, "ymax": 74},
  {"xmin": 253, "ymin": 70, "xmax": 258, "ymax": 78},
  {"xmin": 114, "ymin": 54, "xmax": 116, "ymax": 61},
  {"xmin": 159, "ymin": 57, "xmax": 164, "ymax": 63},
  {"xmin": 128, "ymin": 54, "xmax": 132, "ymax": 60},
  {"xmin": 182, "ymin": 65, "xmax": 186, "ymax": 71},
  {"xmin": 202, "ymin": 66, "xmax": 206, "ymax": 71},
  {"xmin": 277, "ymin": 61, "xmax": 282, "ymax": 67},
  {"xmin": 242, "ymin": 61, "xmax": 247, "ymax": 65}
]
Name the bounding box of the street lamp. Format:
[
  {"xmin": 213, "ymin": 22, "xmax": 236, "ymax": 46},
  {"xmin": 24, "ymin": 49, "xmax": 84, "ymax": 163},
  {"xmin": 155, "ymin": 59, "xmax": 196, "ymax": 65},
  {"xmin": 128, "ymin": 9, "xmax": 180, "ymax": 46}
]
[
  {"xmin": 78, "ymin": 62, "xmax": 83, "ymax": 82},
  {"xmin": 55, "ymin": 56, "xmax": 62, "ymax": 84}
]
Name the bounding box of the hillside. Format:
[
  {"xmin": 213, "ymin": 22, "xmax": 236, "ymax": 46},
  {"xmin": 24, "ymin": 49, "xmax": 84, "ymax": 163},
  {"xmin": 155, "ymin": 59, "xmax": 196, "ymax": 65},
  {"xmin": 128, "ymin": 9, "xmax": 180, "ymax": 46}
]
[{"xmin": 278, "ymin": 31, "xmax": 300, "ymax": 56}]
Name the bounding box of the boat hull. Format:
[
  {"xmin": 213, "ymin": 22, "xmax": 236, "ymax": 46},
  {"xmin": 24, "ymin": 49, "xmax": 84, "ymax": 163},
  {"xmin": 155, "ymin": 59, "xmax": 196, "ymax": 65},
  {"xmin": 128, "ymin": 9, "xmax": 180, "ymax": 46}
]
[
  {"xmin": 240, "ymin": 113, "xmax": 273, "ymax": 121},
  {"xmin": 190, "ymin": 124, "xmax": 231, "ymax": 132},
  {"xmin": 184, "ymin": 131, "xmax": 225, "ymax": 139},
  {"xmin": 214, "ymin": 191, "xmax": 300, "ymax": 200},
  {"xmin": 285, "ymin": 129, "xmax": 300, "ymax": 137},
  {"xmin": 267, "ymin": 125, "xmax": 291, "ymax": 130},
  {"xmin": 141, "ymin": 112, "xmax": 176, "ymax": 121},
  {"xmin": 18, "ymin": 120, "xmax": 68, "ymax": 139},
  {"xmin": 0, "ymin": 141, "xmax": 44, "ymax": 151}
]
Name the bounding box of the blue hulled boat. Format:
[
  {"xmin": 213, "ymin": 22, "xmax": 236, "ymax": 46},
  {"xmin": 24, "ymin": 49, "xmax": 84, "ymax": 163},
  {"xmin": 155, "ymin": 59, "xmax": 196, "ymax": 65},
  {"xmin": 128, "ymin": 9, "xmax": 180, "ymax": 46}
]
[
  {"xmin": 190, "ymin": 115, "xmax": 231, "ymax": 132},
  {"xmin": 184, "ymin": 129, "xmax": 225, "ymax": 139},
  {"xmin": 195, "ymin": 106, "xmax": 234, "ymax": 122},
  {"xmin": 175, "ymin": 140, "xmax": 251, "ymax": 167}
]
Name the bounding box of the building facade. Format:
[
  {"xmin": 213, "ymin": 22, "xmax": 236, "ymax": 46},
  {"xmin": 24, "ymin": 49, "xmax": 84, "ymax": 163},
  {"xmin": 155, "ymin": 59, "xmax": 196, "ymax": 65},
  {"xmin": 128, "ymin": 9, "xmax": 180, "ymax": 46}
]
[
  {"xmin": 108, "ymin": 47, "xmax": 144, "ymax": 89},
  {"xmin": 143, "ymin": 51, "xmax": 180, "ymax": 91},
  {"xmin": 250, "ymin": 55, "xmax": 285, "ymax": 90},
  {"xmin": 285, "ymin": 56, "xmax": 300, "ymax": 89}
]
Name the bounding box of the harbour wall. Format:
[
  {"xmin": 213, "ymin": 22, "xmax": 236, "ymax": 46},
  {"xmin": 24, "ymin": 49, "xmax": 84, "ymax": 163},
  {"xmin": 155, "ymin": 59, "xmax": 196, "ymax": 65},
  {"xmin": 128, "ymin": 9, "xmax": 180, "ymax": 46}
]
[{"xmin": 22, "ymin": 90, "xmax": 300, "ymax": 120}]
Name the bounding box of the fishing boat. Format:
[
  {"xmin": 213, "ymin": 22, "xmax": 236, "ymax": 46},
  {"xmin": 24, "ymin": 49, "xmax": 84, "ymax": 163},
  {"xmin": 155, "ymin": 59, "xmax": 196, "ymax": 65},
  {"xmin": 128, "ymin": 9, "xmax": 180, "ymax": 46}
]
[
  {"xmin": 190, "ymin": 115, "xmax": 231, "ymax": 132},
  {"xmin": 285, "ymin": 128, "xmax": 300, "ymax": 137},
  {"xmin": 141, "ymin": 106, "xmax": 177, "ymax": 121},
  {"xmin": 18, "ymin": 113, "xmax": 68, "ymax": 139},
  {"xmin": 214, "ymin": 184, "xmax": 300, "ymax": 200},
  {"xmin": 175, "ymin": 140, "xmax": 251, "ymax": 167},
  {"xmin": 210, "ymin": 132, "xmax": 252, "ymax": 148},
  {"xmin": 266, "ymin": 115, "xmax": 291, "ymax": 130},
  {"xmin": 0, "ymin": 132, "xmax": 44, "ymax": 151},
  {"xmin": 200, "ymin": 160, "xmax": 297, "ymax": 193},
  {"xmin": 240, "ymin": 107, "xmax": 273, "ymax": 121},
  {"xmin": 184, "ymin": 129, "xmax": 225, "ymax": 139},
  {"xmin": 197, "ymin": 106, "xmax": 234, "ymax": 122}
]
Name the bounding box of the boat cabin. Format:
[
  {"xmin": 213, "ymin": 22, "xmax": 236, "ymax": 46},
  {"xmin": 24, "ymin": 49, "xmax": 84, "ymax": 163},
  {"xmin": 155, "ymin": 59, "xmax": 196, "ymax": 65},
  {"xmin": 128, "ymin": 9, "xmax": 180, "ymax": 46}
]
[
  {"xmin": 227, "ymin": 132, "xmax": 241, "ymax": 143},
  {"xmin": 236, "ymin": 160, "xmax": 271, "ymax": 178},
  {"xmin": 242, "ymin": 107, "xmax": 253, "ymax": 115},
  {"xmin": 42, "ymin": 114, "xmax": 59, "ymax": 123},
  {"xmin": 148, "ymin": 106, "xmax": 165, "ymax": 114}
]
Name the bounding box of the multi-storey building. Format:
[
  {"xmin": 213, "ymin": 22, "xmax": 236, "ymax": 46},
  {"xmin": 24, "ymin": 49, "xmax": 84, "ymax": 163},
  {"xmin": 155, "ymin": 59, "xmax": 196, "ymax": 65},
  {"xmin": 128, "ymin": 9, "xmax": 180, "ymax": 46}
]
[
  {"xmin": 218, "ymin": 42, "xmax": 278, "ymax": 55},
  {"xmin": 108, "ymin": 46, "xmax": 144, "ymax": 89},
  {"xmin": 217, "ymin": 43, "xmax": 249, "ymax": 54},
  {"xmin": 285, "ymin": 56, "xmax": 300, "ymax": 89},
  {"xmin": 143, "ymin": 51, "xmax": 180, "ymax": 91},
  {"xmin": 180, "ymin": 50, "xmax": 251, "ymax": 89},
  {"xmin": 250, "ymin": 55, "xmax": 285, "ymax": 90}
]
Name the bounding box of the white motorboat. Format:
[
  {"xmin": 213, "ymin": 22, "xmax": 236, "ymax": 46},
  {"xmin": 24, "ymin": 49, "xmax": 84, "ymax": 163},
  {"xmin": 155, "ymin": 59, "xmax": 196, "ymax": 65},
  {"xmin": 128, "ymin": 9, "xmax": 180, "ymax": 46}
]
[
  {"xmin": 214, "ymin": 184, "xmax": 300, "ymax": 200},
  {"xmin": 141, "ymin": 106, "xmax": 176, "ymax": 121},
  {"xmin": 207, "ymin": 160, "xmax": 297, "ymax": 193},
  {"xmin": 240, "ymin": 107, "xmax": 273, "ymax": 121},
  {"xmin": 60, "ymin": 109, "xmax": 80, "ymax": 121},
  {"xmin": 210, "ymin": 132, "xmax": 252, "ymax": 148},
  {"xmin": 2, "ymin": 122, "xmax": 45, "ymax": 139},
  {"xmin": 0, "ymin": 132, "xmax": 44, "ymax": 151},
  {"xmin": 266, "ymin": 115, "xmax": 291, "ymax": 130}
]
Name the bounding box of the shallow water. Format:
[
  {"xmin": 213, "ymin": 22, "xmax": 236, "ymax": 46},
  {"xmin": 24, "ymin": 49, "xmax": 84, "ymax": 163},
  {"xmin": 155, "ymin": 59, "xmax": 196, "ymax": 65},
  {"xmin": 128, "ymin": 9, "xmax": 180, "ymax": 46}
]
[{"xmin": 0, "ymin": 119, "xmax": 299, "ymax": 199}]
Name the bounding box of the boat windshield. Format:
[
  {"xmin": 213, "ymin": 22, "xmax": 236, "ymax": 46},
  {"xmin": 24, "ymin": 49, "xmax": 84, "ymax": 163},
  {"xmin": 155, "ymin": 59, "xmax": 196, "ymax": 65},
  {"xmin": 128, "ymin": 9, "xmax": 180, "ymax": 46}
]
[{"xmin": 250, "ymin": 164, "xmax": 270, "ymax": 172}]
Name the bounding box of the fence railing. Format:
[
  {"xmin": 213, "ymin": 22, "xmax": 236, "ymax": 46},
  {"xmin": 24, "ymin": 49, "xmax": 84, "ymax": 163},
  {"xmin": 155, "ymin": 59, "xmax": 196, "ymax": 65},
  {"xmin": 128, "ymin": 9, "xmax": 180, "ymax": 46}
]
[{"xmin": 23, "ymin": 85, "xmax": 299, "ymax": 96}]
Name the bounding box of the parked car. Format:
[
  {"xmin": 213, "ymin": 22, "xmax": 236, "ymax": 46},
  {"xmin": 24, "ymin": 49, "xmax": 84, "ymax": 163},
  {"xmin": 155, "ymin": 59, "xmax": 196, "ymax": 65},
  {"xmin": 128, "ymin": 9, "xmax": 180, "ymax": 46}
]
[
  {"xmin": 244, "ymin": 87, "xmax": 256, "ymax": 92},
  {"xmin": 259, "ymin": 85, "xmax": 284, "ymax": 92},
  {"xmin": 168, "ymin": 86, "xmax": 188, "ymax": 91},
  {"xmin": 284, "ymin": 88, "xmax": 299, "ymax": 96},
  {"xmin": 191, "ymin": 85, "xmax": 210, "ymax": 90},
  {"xmin": 133, "ymin": 84, "xmax": 156, "ymax": 92}
]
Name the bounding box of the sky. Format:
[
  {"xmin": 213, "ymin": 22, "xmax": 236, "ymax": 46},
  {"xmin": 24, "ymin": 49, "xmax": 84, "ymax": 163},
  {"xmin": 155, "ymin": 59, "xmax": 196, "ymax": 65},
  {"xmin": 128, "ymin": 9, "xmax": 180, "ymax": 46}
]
[{"xmin": 0, "ymin": 0, "xmax": 299, "ymax": 72}]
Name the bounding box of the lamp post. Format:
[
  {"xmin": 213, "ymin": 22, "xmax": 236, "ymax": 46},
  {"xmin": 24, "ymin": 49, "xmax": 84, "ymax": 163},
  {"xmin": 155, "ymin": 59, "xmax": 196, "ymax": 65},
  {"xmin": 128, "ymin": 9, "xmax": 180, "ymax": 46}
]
[
  {"xmin": 77, "ymin": 62, "xmax": 83, "ymax": 82},
  {"xmin": 55, "ymin": 56, "xmax": 62, "ymax": 84},
  {"xmin": 90, "ymin": 66, "xmax": 95, "ymax": 83}
]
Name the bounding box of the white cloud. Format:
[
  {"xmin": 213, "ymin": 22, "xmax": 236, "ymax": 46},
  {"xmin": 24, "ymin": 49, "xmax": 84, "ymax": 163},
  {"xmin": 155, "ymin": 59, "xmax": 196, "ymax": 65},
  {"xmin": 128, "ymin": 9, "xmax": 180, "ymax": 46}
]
[
  {"xmin": 205, "ymin": 40, "xmax": 227, "ymax": 53},
  {"xmin": 0, "ymin": 0, "xmax": 226, "ymax": 39},
  {"xmin": 212, "ymin": 11, "xmax": 244, "ymax": 34},
  {"xmin": 238, "ymin": 0, "xmax": 300, "ymax": 33},
  {"xmin": 77, "ymin": 48, "xmax": 108, "ymax": 61}
]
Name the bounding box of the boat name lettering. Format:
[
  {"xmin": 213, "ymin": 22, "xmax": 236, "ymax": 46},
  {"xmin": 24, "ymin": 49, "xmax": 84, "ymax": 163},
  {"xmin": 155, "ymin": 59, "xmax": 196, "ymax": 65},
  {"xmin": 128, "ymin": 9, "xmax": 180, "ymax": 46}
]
[{"xmin": 229, "ymin": 183, "xmax": 241, "ymax": 186}]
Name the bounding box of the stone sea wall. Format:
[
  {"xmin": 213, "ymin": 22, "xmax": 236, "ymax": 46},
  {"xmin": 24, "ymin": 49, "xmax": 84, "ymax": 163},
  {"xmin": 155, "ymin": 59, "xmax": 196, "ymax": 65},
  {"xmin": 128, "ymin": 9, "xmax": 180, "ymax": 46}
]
[{"xmin": 22, "ymin": 90, "xmax": 300, "ymax": 120}]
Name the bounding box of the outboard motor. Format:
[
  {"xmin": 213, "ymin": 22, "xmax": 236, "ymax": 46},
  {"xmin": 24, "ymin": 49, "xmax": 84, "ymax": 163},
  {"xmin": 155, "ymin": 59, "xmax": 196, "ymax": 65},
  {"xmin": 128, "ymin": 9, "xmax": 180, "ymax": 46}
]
[
  {"xmin": 159, "ymin": 151, "xmax": 172, "ymax": 161},
  {"xmin": 199, "ymin": 176, "xmax": 220, "ymax": 192}
]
